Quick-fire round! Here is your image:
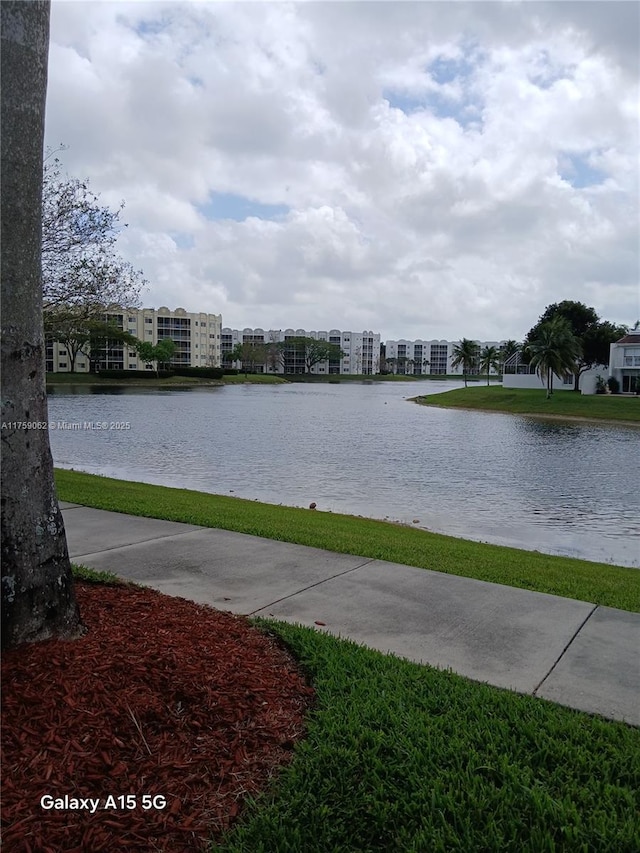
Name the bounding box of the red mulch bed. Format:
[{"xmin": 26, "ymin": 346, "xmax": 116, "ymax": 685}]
[{"xmin": 1, "ymin": 582, "xmax": 315, "ymax": 852}]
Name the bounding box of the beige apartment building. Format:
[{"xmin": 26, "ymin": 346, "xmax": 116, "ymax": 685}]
[{"xmin": 46, "ymin": 306, "xmax": 223, "ymax": 372}]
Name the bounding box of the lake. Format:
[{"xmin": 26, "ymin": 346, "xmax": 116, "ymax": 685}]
[{"xmin": 47, "ymin": 381, "xmax": 640, "ymax": 568}]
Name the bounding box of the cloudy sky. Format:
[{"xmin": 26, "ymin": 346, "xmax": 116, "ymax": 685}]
[{"xmin": 45, "ymin": 0, "xmax": 639, "ymax": 341}]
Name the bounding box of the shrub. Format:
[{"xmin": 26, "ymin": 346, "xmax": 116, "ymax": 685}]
[
  {"xmin": 607, "ymin": 376, "xmax": 620, "ymax": 394},
  {"xmin": 171, "ymin": 366, "xmax": 224, "ymax": 379}
]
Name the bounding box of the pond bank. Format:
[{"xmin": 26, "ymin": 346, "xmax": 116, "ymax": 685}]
[{"xmin": 411, "ymin": 385, "xmax": 640, "ymax": 424}]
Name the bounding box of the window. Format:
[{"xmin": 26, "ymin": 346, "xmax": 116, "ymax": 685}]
[
  {"xmin": 129, "ymin": 364, "xmax": 137, "ymax": 369},
  {"xmin": 77, "ymin": 362, "xmax": 86, "ymax": 369},
  {"xmin": 145, "ymin": 318, "xmax": 153, "ymax": 324},
  {"xmin": 59, "ymin": 362, "xmax": 67, "ymax": 368}
]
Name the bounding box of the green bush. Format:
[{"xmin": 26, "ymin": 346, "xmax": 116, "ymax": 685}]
[
  {"xmin": 607, "ymin": 376, "xmax": 620, "ymax": 394},
  {"xmin": 171, "ymin": 366, "xmax": 224, "ymax": 379}
]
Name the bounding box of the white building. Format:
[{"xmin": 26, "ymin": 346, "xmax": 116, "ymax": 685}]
[
  {"xmin": 609, "ymin": 332, "xmax": 640, "ymax": 393},
  {"xmin": 46, "ymin": 306, "xmax": 222, "ymax": 372},
  {"xmin": 221, "ymin": 328, "xmax": 381, "ymax": 375},
  {"xmin": 501, "ymin": 350, "xmax": 574, "ymax": 390},
  {"xmin": 502, "ymin": 345, "xmax": 631, "ymax": 395},
  {"xmin": 383, "ymin": 339, "xmax": 505, "ymax": 376}
]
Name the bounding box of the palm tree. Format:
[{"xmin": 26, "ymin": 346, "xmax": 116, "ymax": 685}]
[
  {"xmin": 498, "ymin": 340, "xmax": 521, "ymax": 376},
  {"xmin": 451, "ymin": 338, "xmax": 480, "ymax": 387},
  {"xmin": 501, "ymin": 340, "xmax": 520, "ymax": 360},
  {"xmin": 479, "ymin": 345, "xmax": 501, "ymax": 385},
  {"xmin": 527, "ymin": 317, "xmax": 581, "ymax": 399}
]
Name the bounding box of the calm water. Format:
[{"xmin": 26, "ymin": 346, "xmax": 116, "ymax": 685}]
[{"xmin": 47, "ymin": 381, "xmax": 640, "ymax": 568}]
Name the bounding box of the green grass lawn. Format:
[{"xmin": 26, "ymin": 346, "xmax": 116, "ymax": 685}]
[
  {"xmin": 46, "ymin": 372, "xmax": 287, "ymax": 387},
  {"xmin": 221, "ymin": 373, "xmax": 288, "ymax": 384},
  {"xmin": 56, "ymin": 470, "xmax": 640, "ymax": 612},
  {"xmin": 215, "ymin": 620, "xmax": 640, "ymax": 852},
  {"xmin": 414, "ymin": 385, "xmax": 640, "ymax": 423}
]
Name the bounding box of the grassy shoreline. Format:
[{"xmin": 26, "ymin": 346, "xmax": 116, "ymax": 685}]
[
  {"xmin": 46, "ymin": 372, "xmax": 498, "ymax": 388},
  {"xmin": 413, "ymin": 385, "xmax": 640, "ymax": 424},
  {"xmin": 56, "ymin": 469, "xmax": 640, "ymax": 612},
  {"xmin": 46, "ymin": 372, "xmax": 287, "ymax": 388}
]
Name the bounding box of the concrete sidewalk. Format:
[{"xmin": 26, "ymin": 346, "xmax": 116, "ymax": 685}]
[{"xmin": 61, "ymin": 503, "xmax": 640, "ymax": 726}]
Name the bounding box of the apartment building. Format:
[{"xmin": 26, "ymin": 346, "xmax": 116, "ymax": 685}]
[
  {"xmin": 221, "ymin": 328, "xmax": 382, "ymax": 375},
  {"xmin": 609, "ymin": 332, "xmax": 640, "ymax": 393},
  {"xmin": 46, "ymin": 306, "xmax": 223, "ymax": 372},
  {"xmin": 383, "ymin": 339, "xmax": 505, "ymax": 376}
]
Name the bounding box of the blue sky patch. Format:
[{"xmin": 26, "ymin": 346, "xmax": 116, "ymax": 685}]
[
  {"xmin": 529, "ymin": 50, "xmax": 573, "ymax": 90},
  {"xmin": 197, "ymin": 192, "xmax": 290, "ymax": 222},
  {"xmin": 384, "ymin": 89, "xmax": 481, "ymax": 130},
  {"xmin": 427, "ymin": 54, "xmax": 475, "ymax": 85},
  {"xmin": 132, "ymin": 18, "xmax": 170, "ymax": 39},
  {"xmin": 384, "ymin": 48, "xmax": 482, "ymax": 129},
  {"xmin": 558, "ymin": 152, "xmax": 606, "ymax": 188},
  {"xmin": 384, "ymin": 91, "xmax": 426, "ymax": 114},
  {"xmin": 170, "ymin": 232, "xmax": 195, "ymax": 250}
]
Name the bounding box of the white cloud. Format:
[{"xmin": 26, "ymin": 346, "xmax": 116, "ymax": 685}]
[{"xmin": 45, "ymin": 0, "xmax": 639, "ymax": 340}]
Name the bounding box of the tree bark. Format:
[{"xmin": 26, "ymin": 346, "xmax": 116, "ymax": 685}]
[{"xmin": 1, "ymin": 0, "xmax": 82, "ymax": 648}]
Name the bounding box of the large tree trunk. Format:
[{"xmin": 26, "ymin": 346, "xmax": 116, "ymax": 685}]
[{"xmin": 1, "ymin": 0, "xmax": 82, "ymax": 648}]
